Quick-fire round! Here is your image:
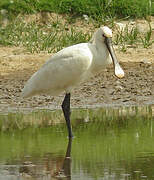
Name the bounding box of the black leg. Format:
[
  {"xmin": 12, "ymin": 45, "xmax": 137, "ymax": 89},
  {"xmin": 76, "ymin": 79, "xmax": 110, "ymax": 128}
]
[{"xmin": 62, "ymin": 93, "xmax": 73, "ymax": 138}]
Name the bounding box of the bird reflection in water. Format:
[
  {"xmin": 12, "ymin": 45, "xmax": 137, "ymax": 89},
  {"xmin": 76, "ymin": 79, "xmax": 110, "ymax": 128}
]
[
  {"xmin": 19, "ymin": 139, "xmax": 72, "ymax": 180},
  {"xmin": 52, "ymin": 139, "xmax": 72, "ymax": 179}
]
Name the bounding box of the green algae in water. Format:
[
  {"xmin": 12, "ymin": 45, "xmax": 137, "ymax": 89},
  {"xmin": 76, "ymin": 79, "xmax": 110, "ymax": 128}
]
[{"xmin": 0, "ymin": 106, "xmax": 154, "ymax": 179}]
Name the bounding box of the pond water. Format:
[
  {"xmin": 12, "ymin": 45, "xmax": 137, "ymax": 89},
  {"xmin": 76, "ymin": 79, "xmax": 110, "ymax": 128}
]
[{"xmin": 0, "ymin": 106, "xmax": 154, "ymax": 180}]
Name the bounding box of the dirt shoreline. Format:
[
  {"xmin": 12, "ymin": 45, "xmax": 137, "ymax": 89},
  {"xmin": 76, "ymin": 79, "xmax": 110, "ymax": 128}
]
[{"xmin": 0, "ymin": 46, "xmax": 154, "ymax": 114}]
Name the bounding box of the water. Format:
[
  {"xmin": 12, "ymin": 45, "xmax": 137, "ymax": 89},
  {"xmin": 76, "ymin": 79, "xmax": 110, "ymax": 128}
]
[{"xmin": 0, "ymin": 106, "xmax": 154, "ymax": 180}]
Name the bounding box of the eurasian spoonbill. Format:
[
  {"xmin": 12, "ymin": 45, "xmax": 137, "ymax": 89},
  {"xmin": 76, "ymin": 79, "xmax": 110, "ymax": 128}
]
[{"xmin": 22, "ymin": 26, "xmax": 124, "ymax": 138}]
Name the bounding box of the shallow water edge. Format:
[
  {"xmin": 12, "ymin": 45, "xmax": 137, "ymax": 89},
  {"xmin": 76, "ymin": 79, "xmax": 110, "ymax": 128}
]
[
  {"xmin": 0, "ymin": 105, "xmax": 154, "ymax": 180},
  {"xmin": 0, "ymin": 105, "xmax": 153, "ymax": 131}
]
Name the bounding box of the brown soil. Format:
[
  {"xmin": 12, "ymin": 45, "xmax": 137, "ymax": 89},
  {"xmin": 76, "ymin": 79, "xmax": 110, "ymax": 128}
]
[
  {"xmin": 0, "ymin": 14, "xmax": 154, "ymax": 113},
  {"xmin": 0, "ymin": 45, "xmax": 153, "ymax": 113}
]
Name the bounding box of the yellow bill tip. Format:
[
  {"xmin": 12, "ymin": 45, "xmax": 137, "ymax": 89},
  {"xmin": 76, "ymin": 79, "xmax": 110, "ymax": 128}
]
[{"xmin": 115, "ymin": 66, "xmax": 125, "ymax": 78}]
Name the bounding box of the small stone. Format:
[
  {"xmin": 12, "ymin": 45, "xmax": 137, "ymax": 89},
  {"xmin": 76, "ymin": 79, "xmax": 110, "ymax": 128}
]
[
  {"xmin": 115, "ymin": 85, "xmax": 123, "ymax": 90},
  {"xmin": 142, "ymin": 59, "xmax": 152, "ymax": 64},
  {"xmin": 83, "ymin": 14, "xmax": 89, "ymax": 21}
]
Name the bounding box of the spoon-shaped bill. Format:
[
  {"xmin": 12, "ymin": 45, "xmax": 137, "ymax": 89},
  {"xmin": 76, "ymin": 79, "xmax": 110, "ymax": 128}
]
[{"xmin": 105, "ymin": 37, "xmax": 124, "ymax": 78}]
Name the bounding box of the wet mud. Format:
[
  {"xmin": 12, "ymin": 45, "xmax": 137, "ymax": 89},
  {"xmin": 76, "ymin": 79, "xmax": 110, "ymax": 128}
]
[{"xmin": 0, "ymin": 52, "xmax": 153, "ymax": 113}]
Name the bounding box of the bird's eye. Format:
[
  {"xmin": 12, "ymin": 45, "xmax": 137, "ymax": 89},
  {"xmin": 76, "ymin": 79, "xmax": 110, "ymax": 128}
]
[{"xmin": 102, "ymin": 34, "xmax": 105, "ymax": 37}]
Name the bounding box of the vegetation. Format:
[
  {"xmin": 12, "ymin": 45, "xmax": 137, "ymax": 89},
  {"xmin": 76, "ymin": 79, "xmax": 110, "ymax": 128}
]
[
  {"xmin": 0, "ymin": 15, "xmax": 153, "ymax": 53},
  {"xmin": 114, "ymin": 23, "xmax": 154, "ymax": 52},
  {"xmin": 0, "ymin": 0, "xmax": 153, "ymax": 19},
  {"xmin": 0, "ymin": 0, "xmax": 153, "ymax": 53},
  {"xmin": 0, "ymin": 17, "xmax": 91, "ymax": 53}
]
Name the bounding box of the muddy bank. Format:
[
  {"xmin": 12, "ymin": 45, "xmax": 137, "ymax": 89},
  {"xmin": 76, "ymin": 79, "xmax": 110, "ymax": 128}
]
[{"xmin": 0, "ymin": 48, "xmax": 153, "ymax": 113}]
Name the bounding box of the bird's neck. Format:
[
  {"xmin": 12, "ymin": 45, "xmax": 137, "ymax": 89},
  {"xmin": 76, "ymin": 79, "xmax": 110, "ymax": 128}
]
[{"xmin": 90, "ymin": 40, "xmax": 112, "ymax": 74}]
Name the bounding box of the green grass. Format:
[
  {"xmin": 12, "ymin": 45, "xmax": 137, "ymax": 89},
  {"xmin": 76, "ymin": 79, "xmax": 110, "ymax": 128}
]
[
  {"xmin": 0, "ymin": 0, "xmax": 153, "ymax": 19},
  {"xmin": 0, "ymin": 16, "xmax": 91, "ymax": 53},
  {"xmin": 114, "ymin": 23, "xmax": 154, "ymax": 52},
  {"xmin": 0, "ymin": 15, "xmax": 153, "ymax": 53},
  {"xmin": 0, "ymin": 0, "xmax": 153, "ymax": 53}
]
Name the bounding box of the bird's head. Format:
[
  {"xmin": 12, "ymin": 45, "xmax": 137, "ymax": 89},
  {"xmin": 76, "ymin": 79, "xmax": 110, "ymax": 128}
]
[
  {"xmin": 94, "ymin": 26, "xmax": 124, "ymax": 78},
  {"xmin": 101, "ymin": 26, "xmax": 113, "ymax": 38},
  {"xmin": 94, "ymin": 26, "xmax": 112, "ymax": 42}
]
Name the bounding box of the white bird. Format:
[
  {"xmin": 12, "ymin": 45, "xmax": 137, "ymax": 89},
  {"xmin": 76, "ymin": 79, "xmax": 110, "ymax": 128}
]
[{"xmin": 22, "ymin": 26, "xmax": 124, "ymax": 138}]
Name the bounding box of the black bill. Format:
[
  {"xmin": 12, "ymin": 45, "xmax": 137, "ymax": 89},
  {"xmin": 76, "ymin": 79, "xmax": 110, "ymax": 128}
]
[{"xmin": 105, "ymin": 37, "xmax": 124, "ymax": 78}]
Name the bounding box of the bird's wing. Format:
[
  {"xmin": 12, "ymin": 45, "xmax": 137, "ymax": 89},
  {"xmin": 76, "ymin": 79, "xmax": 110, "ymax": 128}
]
[{"xmin": 22, "ymin": 44, "xmax": 93, "ymax": 97}]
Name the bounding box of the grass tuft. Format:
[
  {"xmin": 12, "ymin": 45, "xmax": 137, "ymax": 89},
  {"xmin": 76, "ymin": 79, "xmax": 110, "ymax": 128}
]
[
  {"xmin": 113, "ymin": 23, "xmax": 153, "ymax": 52},
  {"xmin": 140, "ymin": 22, "xmax": 154, "ymax": 48}
]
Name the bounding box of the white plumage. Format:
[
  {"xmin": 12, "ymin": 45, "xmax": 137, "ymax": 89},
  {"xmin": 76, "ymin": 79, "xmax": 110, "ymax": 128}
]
[
  {"xmin": 22, "ymin": 28, "xmax": 114, "ymax": 98},
  {"xmin": 21, "ymin": 26, "xmax": 124, "ymax": 138}
]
